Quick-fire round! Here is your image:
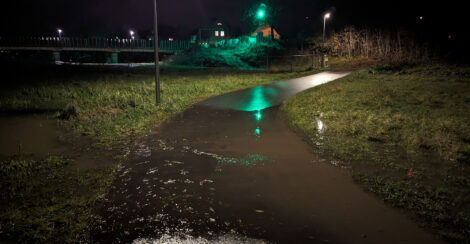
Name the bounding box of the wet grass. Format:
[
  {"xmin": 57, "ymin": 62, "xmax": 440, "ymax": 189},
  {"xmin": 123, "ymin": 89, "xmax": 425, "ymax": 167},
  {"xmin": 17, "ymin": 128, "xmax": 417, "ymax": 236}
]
[
  {"xmin": 0, "ymin": 156, "xmax": 115, "ymax": 243},
  {"xmin": 281, "ymin": 63, "xmax": 470, "ymax": 242},
  {"xmin": 0, "ymin": 65, "xmax": 321, "ymax": 242},
  {"xmin": 0, "ymin": 66, "xmax": 321, "ymax": 148}
]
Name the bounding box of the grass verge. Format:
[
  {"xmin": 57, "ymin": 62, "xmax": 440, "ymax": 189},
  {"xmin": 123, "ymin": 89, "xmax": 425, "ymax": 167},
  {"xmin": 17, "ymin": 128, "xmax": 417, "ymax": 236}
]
[{"xmin": 281, "ymin": 63, "xmax": 470, "ymax": 242}]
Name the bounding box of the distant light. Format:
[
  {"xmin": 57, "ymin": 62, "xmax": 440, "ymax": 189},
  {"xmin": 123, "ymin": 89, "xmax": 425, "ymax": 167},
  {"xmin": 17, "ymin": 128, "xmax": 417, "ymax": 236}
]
[
  {"xmin": 448, "ymin": 35, "xmax": 452, "ymax": 39},
  {"xmin": 419, "ymin": 16, "xmax": 423, "ymax": 20},
  {"xmin": 169, "ymin": 37, "xmax": 174, "ymax": 41},
  {"xmin": 115, "ymin": 36, "xmax": 119, "ymax": 39},
  {"xmin": 305, "ymin": 16, "xmax": 309, "ymax": 20},
  {"xmin": 130, "ymin": 30, "xmax": 135, "ymax": 36},
  {"xmin": 324, "ymin": 13, "xmax": 331, "ymax": 19},
  {"xmin": 217, "ymin": 22, "xmax": 222, "ymax": 26},
  {"xmin": 257, "ymin": 10, "xmax": 265, "ymax": 19},
  {"xmin": 57, "ymin": 29, "xmax": 62, "ymax": 34},
  {"xmin": 131, "ymin": 36, "xmax": 135, "ymax": 40}
]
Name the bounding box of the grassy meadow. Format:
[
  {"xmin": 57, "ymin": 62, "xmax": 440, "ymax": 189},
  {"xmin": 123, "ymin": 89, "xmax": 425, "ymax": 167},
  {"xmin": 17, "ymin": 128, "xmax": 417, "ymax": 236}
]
[
  {"xmin": 0, "ymin": 65, "xmax": 320, "ymax": 242},
  {"xmin": 282, "ymin": 63, "xmax": 470, "ymax": 242}
]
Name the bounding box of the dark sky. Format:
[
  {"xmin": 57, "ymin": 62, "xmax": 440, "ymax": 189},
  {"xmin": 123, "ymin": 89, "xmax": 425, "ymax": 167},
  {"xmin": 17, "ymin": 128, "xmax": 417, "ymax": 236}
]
[{"xmin": 0, "ymin": 0, "xmax": 467, "ymax": 39}]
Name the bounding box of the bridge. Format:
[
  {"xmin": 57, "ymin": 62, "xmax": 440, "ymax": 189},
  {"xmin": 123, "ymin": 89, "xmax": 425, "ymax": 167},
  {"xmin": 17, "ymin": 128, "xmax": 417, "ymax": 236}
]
[{"xmin": 0, "ymin": 37, "xmax": 192, "ymax": 63}]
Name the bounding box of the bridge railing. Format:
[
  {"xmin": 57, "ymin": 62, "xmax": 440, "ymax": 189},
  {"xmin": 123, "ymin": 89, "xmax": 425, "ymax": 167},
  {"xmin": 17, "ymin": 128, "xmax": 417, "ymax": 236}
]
[{"xmin": 0, "ymin": 37, "xmax": 192, "ymax": 51}]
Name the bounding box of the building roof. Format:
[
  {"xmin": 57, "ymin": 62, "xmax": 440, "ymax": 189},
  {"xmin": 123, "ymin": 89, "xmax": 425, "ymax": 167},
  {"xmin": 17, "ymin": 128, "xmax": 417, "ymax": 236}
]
[{"xmin": 251, "ymin": 25, "xmax": 280, "ymax": 39}]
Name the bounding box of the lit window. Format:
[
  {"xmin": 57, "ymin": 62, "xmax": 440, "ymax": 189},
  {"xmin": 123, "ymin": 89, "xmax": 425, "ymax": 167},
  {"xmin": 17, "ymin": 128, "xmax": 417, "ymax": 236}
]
[
  {"xmin": 215, "ymin": 31, "xmax": 219, "ymax": 36},
  {"xmin": 221, "ymin": 31, "xmax": 225, "ymax": 37}
]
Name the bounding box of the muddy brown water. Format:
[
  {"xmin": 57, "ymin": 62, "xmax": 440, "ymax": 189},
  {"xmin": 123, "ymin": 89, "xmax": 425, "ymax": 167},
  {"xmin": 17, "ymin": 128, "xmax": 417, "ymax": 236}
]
[
  {"xmin": 91, "ymin": 72, "xmax": 441, "ymax": 243},
  {"xmin": 0, "ymin": 115, "xmax": 114, "ymax": 169},
  {"xmin": 0, "ymin": 115, "xmax": 67, "ymax": 158}
]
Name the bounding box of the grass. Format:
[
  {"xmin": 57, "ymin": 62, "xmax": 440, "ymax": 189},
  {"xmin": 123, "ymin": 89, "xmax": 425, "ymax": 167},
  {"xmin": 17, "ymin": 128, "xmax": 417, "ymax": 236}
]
[
  {"xmin": 281, "ymin": 63, "xmax": 470, "ymax": 242},
  {"xmin": 0, "ymin": 156, "xmax": 115, "ymax": 243},
  {"xmin": 0, "ymin": 64, "xmax": 321, "ymax": 242}
]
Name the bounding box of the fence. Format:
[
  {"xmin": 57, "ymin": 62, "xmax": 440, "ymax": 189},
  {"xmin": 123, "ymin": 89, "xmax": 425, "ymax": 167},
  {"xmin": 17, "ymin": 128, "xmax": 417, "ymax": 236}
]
[
  {"xmin": 0, "ymin": 36, "xmax": 192, "ymax": 51},
  {"xmin": 266, "ymin": 53, "xmax": 324, "ymax": 72}
]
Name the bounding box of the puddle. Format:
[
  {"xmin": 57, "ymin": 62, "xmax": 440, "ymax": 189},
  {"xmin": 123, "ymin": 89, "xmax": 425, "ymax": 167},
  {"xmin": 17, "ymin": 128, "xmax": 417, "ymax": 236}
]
[
  {"xmin": 0, "ymin": 115, "xmax": 68, "ymax": 157},
  {"xmin": 92, "ymin": 72, "xmax": 441, "ymax": 244},
  {"xmin": 0, "ymin": 115, "xmax": 115, "ymax": 170}
]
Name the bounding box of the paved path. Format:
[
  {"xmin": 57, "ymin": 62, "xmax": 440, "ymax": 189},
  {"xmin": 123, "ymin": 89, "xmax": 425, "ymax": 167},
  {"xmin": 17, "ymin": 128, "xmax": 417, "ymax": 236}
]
[{"xmin": 92, "ymin": 72, "xmax": 441, "ymax": 243}]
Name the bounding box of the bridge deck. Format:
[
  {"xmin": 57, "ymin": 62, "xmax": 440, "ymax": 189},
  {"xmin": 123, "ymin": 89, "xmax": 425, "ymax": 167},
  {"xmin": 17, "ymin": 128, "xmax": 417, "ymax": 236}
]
[
  {"xmin": 0, "ymin": 37, "xmax": 192, "ymax": 54},
  {"xmin": 0, "ymin": 46, "xmax": 174, "ymax": 54}
]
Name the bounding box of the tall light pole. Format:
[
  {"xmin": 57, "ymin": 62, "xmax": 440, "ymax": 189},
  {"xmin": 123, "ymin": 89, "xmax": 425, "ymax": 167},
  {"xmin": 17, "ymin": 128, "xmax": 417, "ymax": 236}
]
[
  {"xmin": 153, "ymin": 0, "xmax": 160, "ymax": 104},
  {"xmin": 323, "ymin": 13, "xmax": 330, "ymax": 42}
]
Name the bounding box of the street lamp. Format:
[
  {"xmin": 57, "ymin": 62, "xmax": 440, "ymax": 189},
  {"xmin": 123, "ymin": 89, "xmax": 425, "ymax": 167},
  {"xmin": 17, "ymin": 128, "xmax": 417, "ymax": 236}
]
[
  {"xmin": 129, "ymin": 30, "xmax": 135, "ymax": 39},
  {"xmin": 57, "ymin": 28, "xmax": 63, "ymax": 38},
  {"xmin": 323, "ymin": 13, "xmax": 330, "ymax": 42}
]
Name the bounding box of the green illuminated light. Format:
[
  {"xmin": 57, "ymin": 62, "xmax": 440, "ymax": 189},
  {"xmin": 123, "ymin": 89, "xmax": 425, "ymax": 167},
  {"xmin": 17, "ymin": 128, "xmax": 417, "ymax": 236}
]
[{"xmin": 258, "ymin": 11, "xmax": 264, "ymax": 17}]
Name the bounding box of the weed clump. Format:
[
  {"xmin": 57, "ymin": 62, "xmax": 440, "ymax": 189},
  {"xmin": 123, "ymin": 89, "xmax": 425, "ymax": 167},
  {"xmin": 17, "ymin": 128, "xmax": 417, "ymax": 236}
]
[{"xmin": 60, "ymin": 102, "xmax": 80, "ymax": 120}]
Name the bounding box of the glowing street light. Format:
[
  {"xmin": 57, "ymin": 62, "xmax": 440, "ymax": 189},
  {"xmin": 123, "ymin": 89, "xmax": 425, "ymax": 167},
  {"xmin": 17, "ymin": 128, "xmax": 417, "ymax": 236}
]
[
  {"xmin": 256, "ymin": 3, "xmax": 267, "ymax": 21},
  {"xmin": 57, "ymin": 28, "xmax": 63, "ymax": 38},
  {"xmin": 323, "ymin": 13, "xmax": 331, "ymax": 42}
]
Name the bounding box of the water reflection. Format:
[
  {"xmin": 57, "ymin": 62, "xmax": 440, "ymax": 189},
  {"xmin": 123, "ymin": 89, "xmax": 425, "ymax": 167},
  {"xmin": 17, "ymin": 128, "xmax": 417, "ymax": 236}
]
[
  {"xmin": 254, "ymin": 127, "xmax": 261, "ymax": 137},
  {"xmin": 197, "ymin": 72, "xmax": 350, "ymax": 111},
  {"xmin": 317, "ymin": 119, "xmax": 324, "ymax": 133}
]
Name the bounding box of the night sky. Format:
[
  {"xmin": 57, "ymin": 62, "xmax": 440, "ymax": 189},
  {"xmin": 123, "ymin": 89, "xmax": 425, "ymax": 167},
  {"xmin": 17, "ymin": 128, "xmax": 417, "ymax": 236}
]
[{"xmin": 1, "ymin": 0, "xmax": 467, "ymax": 39}]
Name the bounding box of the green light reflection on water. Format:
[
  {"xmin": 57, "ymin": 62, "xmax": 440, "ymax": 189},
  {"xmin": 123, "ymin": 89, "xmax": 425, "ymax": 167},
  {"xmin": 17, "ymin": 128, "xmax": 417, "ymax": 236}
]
[
  {"xmin": 255, "ymin": 110, "xmax": 262, "ymax": 121},
  {"xmin": 254, "ymin": 126, "xmax": 261, "ymax": 136},
  {"xmin": 238, "ymin": 86, "xmax": 278, "ymax": 112}
]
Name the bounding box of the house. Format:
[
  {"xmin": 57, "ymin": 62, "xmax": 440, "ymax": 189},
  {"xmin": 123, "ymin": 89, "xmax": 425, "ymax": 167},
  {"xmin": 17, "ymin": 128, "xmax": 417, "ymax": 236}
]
[
  {"xmin": 251, "ymin": 24, "xmax": 280, "ymax": 40},
  {"xmin": 195, "ymin": 18, "xmax": 230, "ymax": 47}
]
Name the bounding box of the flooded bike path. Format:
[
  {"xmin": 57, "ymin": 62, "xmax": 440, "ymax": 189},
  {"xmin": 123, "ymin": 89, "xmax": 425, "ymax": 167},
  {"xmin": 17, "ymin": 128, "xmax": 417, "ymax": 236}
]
[{"xmin": 92, "ymin": 72, "xmax": 440, "ymax": 243}]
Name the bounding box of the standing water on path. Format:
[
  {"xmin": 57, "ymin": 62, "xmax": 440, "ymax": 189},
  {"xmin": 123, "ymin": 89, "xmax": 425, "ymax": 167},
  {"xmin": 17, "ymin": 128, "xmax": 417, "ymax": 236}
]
[{"xmin": 91, "ymin": 72, "xmax": 440, "ymax": 243}]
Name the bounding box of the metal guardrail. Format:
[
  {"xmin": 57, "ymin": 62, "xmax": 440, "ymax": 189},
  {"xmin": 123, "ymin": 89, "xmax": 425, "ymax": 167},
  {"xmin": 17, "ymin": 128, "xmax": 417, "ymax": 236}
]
[{"xmin": 0, "ymin": 37, "xmax": 192, "ymax": 52}]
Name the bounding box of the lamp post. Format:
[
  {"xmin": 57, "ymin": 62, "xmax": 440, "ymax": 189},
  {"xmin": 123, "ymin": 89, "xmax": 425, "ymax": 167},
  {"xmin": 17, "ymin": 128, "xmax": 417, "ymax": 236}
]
[
  {"xmin": 57, "ymin": 28, "xmax": 63, "ymax": 38},
  {"xmin": 323, "ymin": 13, "xmax": 330, "ymax": 42},
  {"xmin": 153, "ymin": 0, "xmax": 160, "ymax": 104}
]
